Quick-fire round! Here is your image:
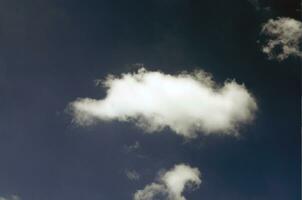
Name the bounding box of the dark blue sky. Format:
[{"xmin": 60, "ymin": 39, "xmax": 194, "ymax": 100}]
[{"xmin": 0, "ymin": 0, "xmax": 300, "ymax": 200}]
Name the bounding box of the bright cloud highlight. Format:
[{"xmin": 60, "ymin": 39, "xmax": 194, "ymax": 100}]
[{"xmin": 69, "ymin": 68, "xmax": 257, "ymax": 138}]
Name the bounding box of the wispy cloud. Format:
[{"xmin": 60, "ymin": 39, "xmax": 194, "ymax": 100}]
[
  {"xmin": 248, "ymin": 0, "xmax": 271, "ymax": 12},
  {"xmin": 261, "ymin": 17, "xmax": 302, "ymax": 61},
  {"xmin": 134, "ymin": 164, "xmax": 201, "ymax": 200},
  {"xmin": 0, "ymin": 195, "xmax": 20, "ymax": 200},
  {"xmin": 124, "ymin": 141, "xmax": 141, "ymax": 153},
  {"xmin": 248, "ymin": 0, "xmax": 261, "ymax": 11},
  {"xmin": 69, "ymin": 68, "xmax": 257, "ymax": 138},
  {"xmin": 126, "ymin": 169, "xmax": 140, "ymax": 181}
]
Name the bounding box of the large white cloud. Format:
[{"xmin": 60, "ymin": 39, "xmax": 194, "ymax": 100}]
[
  {"xmin": 69, "ymin": 68, "xmax": 257, "ymax": 138},
  {"xmin": 134, "ymin": 164, "xmax": 201, "ymax": 200},
  {"xmin": 261, "ymin": 17, "xmax": 302, "ymax": 61}
]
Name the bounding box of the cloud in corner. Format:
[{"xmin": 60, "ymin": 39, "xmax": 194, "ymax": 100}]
[
  {"xmin": 261, "ymin": 17, "xmax": 302, "ymax": 61},
  {"xmin": 69, "ymin": 68, "xmax": 257, "ymax": 138}
]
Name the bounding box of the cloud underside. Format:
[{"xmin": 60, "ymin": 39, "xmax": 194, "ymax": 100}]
[
  {"xmin": 69, "ymin": 68, "xmax": 257, "ymax": 138},
  {"xmin": 261, "ymin": 17, "xmax": 302, "ymax": 61},
  {"xmin": 134, "ymin": 164, "xmax": 201, "ymax": 200}
]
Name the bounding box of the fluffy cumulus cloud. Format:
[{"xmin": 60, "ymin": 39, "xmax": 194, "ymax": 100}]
[
  {"xmin": 261, "ymin": 17, "xmax": 302, "ymax": 61},
  {"xmin": 69, "ymin": 68, "xmax": 257, "ymax": 138},
  {"xmin": 134, "ymin": 164, "xmax": 201, "ymax": 200}
]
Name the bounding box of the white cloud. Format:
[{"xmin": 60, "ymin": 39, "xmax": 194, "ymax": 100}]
[
  {"xmin": 69, "ymin": 68, "xmax": 257, "ymax": 138},
  {"xmin": 261, "ymin": 17, "xmax": 302, "ymax": 61},
  {"xmin": 126, "ymin": 169, "xmax": 140, "ymax": 181},
  {"xmin": 0, "ymin": 195, "xmax": 20, "ymax": 200},
  {"xmin": 134, "ymin": 164, "xmax": 201, "ymax": 200}
]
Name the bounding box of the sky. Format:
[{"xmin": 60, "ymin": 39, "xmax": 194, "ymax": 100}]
[{"xmin": 0, "ymin": 0, "xmax": 301, "ymax": 200}]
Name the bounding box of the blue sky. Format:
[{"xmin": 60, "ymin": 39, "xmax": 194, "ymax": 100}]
[{"xmin": 0, "ymin": 0, "xmax": 300, "ymax": 200}]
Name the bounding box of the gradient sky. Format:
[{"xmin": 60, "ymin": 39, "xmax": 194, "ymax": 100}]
[{"xmin": 0, "ymin": 0, "xmax": 300, "ymax": 200}]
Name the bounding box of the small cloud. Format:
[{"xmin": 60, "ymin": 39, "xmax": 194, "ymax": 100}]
[
  {"xmin": 68, "ymin": 68, "xmax": 257, "ymax": 139},
  {"xmin": 0, "ymin": 195, "xmax": 21, "ymax": 200},
  {"xmin": 133, "ymin": 164, "xmax": 201, "ymax": 200},
  {"xmin": 261, "ymin": 17, "xmax": 302, "ymax": 61},
  {"xmin": 124, "ymin": 141, "xmax": 141, "ymax": 153},
  {"xmin": 126, "ymin": 169, "xmax": 140, "ymax": 181}
]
